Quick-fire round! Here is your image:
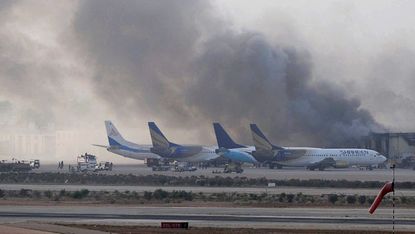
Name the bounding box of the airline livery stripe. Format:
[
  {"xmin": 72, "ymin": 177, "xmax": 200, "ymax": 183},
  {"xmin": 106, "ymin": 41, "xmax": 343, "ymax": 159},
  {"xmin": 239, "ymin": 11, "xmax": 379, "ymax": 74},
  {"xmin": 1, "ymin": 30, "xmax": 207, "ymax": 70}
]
[
  {"xmin": 108, "ymin": 137, "xmax": 149, "ymax": 153},
  {"xmin": 151, "ymin": 131, "xmax": 169, "ymax": 148},
  {"xmin": 253, "ymin": 132, "xmax": 272, "ymax": 150}
]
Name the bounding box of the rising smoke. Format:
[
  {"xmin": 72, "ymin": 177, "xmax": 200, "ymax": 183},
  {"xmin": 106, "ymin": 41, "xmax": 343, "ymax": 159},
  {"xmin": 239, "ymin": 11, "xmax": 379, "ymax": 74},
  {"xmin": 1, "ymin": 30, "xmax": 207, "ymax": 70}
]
[
  {"xmin": 8, "ymin": 0, "xmax": 415, "ymax": 155},
  {"xmin": 71, "ymin": 0, "xmax": 382, "ymax": 147},
  {"xmin": 0, "ymin": 1, "xmax": 96, "ymax": 131},
  {"xmin": 188, "ymin": 31, "xmax": 383, "ymax": 146}
]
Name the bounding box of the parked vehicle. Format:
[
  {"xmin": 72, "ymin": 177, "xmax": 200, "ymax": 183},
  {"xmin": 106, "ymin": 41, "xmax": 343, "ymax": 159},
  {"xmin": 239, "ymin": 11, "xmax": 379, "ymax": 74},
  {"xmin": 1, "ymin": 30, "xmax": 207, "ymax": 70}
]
[
  {"xmin": 95, "ymin": 161, "xmax": 113, "ymax": 171},
  {"xmin": 77, "ymin": 153, "xmax": 97, "ymax": 172},
  {"xmin": 29, "ymin": 159, "xmax": 40, "ymax": 169},
  {"xmin": 145, "ymin": 158, "xmax": 160, "ymax": 167},
  {"xmin": 223, "ymin": 163, "xmax": 243, "ymax": 173},
  {"xmin": 173, "ymin": 162, "xmax": 197, "ymax": 172},
  {"xmin": 152, "ymin": 165, "xmax": 171, "ymax": 171}
]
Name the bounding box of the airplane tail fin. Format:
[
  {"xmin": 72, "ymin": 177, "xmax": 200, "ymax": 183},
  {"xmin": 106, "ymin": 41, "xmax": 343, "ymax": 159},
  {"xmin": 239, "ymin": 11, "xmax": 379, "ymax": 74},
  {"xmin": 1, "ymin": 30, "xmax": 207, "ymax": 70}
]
[
  {"xmin": 105, "ymin": 120, "xmax": 127, "ymax": 147},
  {"xmin": 250, "ymin": 124, "xmax": 283, "ymax": 151},
  {"xmin": 213, "ymin": 123, "xmax": 246, "ymax": 149},
  {"xmin": 148, "ymin": 122, "xmax": 178, "ymax": 149}
]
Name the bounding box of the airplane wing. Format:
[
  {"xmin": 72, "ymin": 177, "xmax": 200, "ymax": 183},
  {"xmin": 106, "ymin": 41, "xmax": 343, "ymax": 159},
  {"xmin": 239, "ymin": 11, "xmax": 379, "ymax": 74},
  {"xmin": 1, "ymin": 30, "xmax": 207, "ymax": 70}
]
[
  {"xmin": 306, "ymin": 158, "xmax": 336, "ymax": 171},
  {"xmin": 92, "ymin": 144, "xmax": 109, "ymax": 148}
]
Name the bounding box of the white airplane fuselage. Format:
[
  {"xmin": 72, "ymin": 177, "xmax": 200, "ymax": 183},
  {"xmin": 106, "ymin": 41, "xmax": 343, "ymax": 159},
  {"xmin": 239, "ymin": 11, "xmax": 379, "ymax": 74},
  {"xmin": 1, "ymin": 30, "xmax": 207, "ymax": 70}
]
[
  {"xmin": 171, "ymin": 146, "xmax": 219, "ymax": 162},
  {"xmin": 277, "ymin": 147, "xmax": 386, "ymax": 167},
  {"xmin": 106, "ymin": 143, "xmax": 160, "ymax": 160},
  {"xmin": 225, "ymin": 146, "xmax": 386, "ymax": 168},
  {"xmin": 106, "ymin": 143, "xmax": 218, "ymax": 162},
  {"xmin": 151, "ymin": 145, "xmax": 219, "ymax": 162}
]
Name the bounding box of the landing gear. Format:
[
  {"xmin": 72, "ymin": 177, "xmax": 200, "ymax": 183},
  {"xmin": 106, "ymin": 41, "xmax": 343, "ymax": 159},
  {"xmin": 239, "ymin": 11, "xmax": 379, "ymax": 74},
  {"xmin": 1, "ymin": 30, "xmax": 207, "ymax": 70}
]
[
  {"xmin": 268, "ymin": 163, "xmax": 283, "ymax": 169},
  {"xmin": 307, "ymin": 165, "xmax": 326, "ymax": 171}
]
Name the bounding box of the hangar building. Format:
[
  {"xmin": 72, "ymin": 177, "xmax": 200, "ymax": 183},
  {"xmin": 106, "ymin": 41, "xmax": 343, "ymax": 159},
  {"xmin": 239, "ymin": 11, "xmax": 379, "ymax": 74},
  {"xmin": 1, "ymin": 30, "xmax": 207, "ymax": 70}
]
[{"xmin": 365, "ymin": 132, "xmax": 415, "ymax": 167}]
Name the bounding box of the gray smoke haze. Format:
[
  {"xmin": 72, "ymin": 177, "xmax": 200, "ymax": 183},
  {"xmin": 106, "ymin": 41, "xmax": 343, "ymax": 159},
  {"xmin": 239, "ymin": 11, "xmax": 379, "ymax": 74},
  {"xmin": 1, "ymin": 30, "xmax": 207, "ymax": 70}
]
[
  {"xmin": 187, "ymin": 31, "xmax": 383, "ymax": 146},
  {"xmin": 73, "ymin": 0, "xmax": 218, "ymax": 123},
  {"xmin": 72, "ymin": 0, "xmax": 382, "ymax": 147},
  {"xmin": 5, "ymin": 0, "xmax": 415, "ymax": 163},
  {"xmin": 359, "ymin": 46, "xmax": 415, "ymax": 131},
  {"xmin": 0, "ymin": 1, "xmax": 59, "ymax": 129},
  {"xmin": 0, "ymin": 1, "xmax": 95, "ymax": 131}
]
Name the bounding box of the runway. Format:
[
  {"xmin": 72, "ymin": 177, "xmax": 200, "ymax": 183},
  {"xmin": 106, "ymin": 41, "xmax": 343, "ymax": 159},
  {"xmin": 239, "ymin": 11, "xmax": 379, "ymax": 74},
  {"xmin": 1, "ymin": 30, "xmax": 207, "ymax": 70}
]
[
  {"xmin": 0, "ymin": 206, "xmax": 414, "ymax": 231},
  {"xmin": 7, "ymin": 164, "xmax": 412, "ymax": 232},
  {"xmin": 1, "ymin": 183, "xmax": 415, "ymax": 196},
  {"xmin": 1, "ymin": 211, "xmax": 414, "ymax": 225},
  {"xmin": 36, "ymin": 164, "xmax": 413, "ymax": 182}
]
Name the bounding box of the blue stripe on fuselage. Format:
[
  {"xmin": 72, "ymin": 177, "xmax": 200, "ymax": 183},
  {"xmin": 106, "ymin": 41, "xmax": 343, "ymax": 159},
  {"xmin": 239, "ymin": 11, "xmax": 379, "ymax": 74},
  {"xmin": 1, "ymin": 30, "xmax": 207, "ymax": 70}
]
[
  {"xmin": 153, "ymin": 145, "xmax": 204, "ymax": 159},
  {"xmin": 222, "ymin": 150, "xmax": 257, "ymax": 164},
  {"xmin": 108, "ymin": 137, "xmax": 149, "ymax": 153}
]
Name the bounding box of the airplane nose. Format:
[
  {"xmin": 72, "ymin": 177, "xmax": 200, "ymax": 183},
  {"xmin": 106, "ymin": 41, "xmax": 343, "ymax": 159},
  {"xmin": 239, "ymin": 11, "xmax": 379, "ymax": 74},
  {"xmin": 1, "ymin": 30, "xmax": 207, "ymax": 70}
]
[{"xmin": 380, "ymin": 155, "xmax": 387, "ymax": 163}]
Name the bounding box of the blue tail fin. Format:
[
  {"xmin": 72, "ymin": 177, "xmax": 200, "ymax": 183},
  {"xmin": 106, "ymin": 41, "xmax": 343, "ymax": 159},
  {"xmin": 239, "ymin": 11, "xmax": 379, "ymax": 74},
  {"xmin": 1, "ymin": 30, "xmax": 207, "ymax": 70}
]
[
  {"xmin": 148, "ymin": 122, "xmax": 179, "ymax": 149},
  {"xmin": 250, "ymin": 124, "xmax": 283, "ymax": 151},
  {"xmin": 213, "ymin": 123, "xmax": 246, "ymax": 149},
  {"xmin": 105, "ymin": 120, "xmax": 126, "ymax": 147}
]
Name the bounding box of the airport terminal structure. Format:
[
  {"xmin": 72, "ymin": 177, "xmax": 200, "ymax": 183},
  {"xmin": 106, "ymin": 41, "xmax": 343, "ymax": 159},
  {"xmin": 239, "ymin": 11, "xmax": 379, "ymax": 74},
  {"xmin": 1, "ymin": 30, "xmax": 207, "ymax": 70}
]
[{"xmin": 365, "ymin": 132, "xmax": 415, "ymax": 167}]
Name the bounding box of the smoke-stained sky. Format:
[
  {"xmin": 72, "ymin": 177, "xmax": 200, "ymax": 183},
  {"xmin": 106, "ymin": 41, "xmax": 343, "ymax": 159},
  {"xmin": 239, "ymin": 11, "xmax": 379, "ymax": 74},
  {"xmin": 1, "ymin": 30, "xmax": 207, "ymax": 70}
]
[{"xmin": 0, "ymin": 0, "xmax": 415, "ymax": 161}]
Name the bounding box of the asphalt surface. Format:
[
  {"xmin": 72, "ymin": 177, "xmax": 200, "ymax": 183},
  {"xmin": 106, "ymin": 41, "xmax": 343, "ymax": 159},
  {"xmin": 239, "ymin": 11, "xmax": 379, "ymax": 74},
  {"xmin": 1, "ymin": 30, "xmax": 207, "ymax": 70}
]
[
  {"xmin": 36, "ymin": 164, "xmax": 414, "ymax": 182},
  {"xmin": 1, "ymin": 223, "xmax": 106, "ymax": 234},
  {"xmin": 1, "ymin": 211, "xmax": 414, "ymax": 225},
  {"xmin": 3, "ymin": 165, "xmax": 412, "ymax": 232},
  {"xmin": 0, "ymin": 206, "xmax": 414, "ymax": 231},
  {"xmin": 0, "ymin": 225, "xmax": 54, "ymax": 234}
]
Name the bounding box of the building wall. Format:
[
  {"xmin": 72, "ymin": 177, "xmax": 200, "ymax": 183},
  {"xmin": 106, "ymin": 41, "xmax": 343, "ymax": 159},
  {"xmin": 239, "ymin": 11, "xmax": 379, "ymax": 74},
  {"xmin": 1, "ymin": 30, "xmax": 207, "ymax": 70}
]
[
  {"xmin": 0, "ymin": 134, "xmax": 55, "ymax": 159},
  {"xmin": 0, "ymin": 132, "xmax": 76, "ymax": 161},
  {"xmin": 366, "ymin": 133, "xmax": 415, "ymax": 163},
  {"xmin": 0, "ymin": 129, "xmax": 98, "ymax": 163}
]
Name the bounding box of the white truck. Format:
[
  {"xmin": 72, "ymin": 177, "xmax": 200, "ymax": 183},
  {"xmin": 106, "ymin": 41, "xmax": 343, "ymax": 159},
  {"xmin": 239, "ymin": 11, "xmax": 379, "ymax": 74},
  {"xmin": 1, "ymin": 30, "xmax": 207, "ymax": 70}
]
[
  {"xmin": 77, "ymin": 153, "xmax": 97, "ymax": 172},
  {"xmin": 29, "ymin": 159, "xmax": 40, "ymax": 169},
  {"xmin": 75, "ymin": 153, "xmax": 113, "ymax": 172},
  {"xmin": 173, "ymin": 162, "xmax": 197, "ymax": 172}
]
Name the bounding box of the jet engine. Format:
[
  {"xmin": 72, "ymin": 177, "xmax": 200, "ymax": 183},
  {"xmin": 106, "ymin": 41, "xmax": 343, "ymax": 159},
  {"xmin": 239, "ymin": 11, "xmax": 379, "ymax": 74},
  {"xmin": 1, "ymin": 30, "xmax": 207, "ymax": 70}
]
[{"xmin": 333, "ymin": 160, "xmax": 349, "ymax": 168}]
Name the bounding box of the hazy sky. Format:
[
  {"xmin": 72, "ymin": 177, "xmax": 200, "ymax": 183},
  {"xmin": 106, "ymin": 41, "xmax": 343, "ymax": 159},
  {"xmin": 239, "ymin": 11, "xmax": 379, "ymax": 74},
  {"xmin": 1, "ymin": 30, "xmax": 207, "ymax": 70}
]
[
  {"xmin": 1, "ymin": 0, "xmax": 415, "ymax": 162},
  {"xmin": 218, "ymin": 0, "xmax": 415, "ymax": 129}
]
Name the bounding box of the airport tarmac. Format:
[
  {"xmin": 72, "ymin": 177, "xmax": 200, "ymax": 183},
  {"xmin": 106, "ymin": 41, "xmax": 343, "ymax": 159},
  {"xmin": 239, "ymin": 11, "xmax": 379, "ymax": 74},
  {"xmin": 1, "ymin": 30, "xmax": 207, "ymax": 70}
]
[
  {"xmin": 0, "ymin": 206, "xmax": 414, "ymax": 232},
  {"xmin": 1, "ymin": 183, "xmax": 414, "ymax": 196},
  {"xmin": 37, "ymin": 164, "xmax": 413, "ymax": 182}
]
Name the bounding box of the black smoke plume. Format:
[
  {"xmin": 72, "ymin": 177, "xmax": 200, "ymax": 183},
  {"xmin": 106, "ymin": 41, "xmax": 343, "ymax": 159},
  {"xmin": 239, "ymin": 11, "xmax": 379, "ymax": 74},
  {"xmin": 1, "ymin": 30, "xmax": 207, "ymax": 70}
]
[{"xmin": 72, "ymin": 0, "xmax": 382, "ymax": 147}]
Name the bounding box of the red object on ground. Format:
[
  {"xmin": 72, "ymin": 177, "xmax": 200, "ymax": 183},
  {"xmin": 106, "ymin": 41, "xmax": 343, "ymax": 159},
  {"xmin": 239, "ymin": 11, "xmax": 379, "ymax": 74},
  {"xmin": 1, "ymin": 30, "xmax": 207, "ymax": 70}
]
[
  {"xmin": 369, "ymin": 181, "xmax": 394, "ymax": 214},
  {"xmin": 161, "ymin": 222, "xmax": 189, "ymax": 229}
]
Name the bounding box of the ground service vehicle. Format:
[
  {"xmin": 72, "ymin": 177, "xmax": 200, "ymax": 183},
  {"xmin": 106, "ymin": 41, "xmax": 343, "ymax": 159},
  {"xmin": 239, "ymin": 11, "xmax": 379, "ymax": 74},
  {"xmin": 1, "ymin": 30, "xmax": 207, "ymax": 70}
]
[
  {"xmin": 77, "ymin": 153, "xmax": 97, "ymax": 172},
  {"xmin": 30, "ymin": 159, "xmax": 40, "ymax": 169},
  {"xmin": 173, "ymin": 162, "xmax": 197, "ymax": 172},
  {"xmin": 95, "ymin": 161, "xmax": 113, "ymax": 171},
  {"xmin": 152, "ymin": 165, "xmax": 170, "ymax": 171},
  {"xmin": 145, "ymin": 158, "xmax": 160, "ymax": 167},
  {"xmin": 223, "ymin": 163, "xmax": 243, "ymax": 173}
]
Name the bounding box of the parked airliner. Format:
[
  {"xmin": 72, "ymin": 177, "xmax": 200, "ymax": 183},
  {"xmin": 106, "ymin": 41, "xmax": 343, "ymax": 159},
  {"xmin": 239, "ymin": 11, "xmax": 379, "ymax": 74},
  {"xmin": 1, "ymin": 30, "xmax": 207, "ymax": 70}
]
[
  {"xmin": 213, "ymin": 123, "xmax": 258, "ymax": 164},
  {"xmin": 213, "ymin": 123, "xmax": 387, "ymax": 170},
  {"xmin": 93, "ymin": 121, "xmax": 160, "ymax": 160},
  {"xmin": 148, "ymin": 122, "xmax": 219, "ymax": 162}
]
